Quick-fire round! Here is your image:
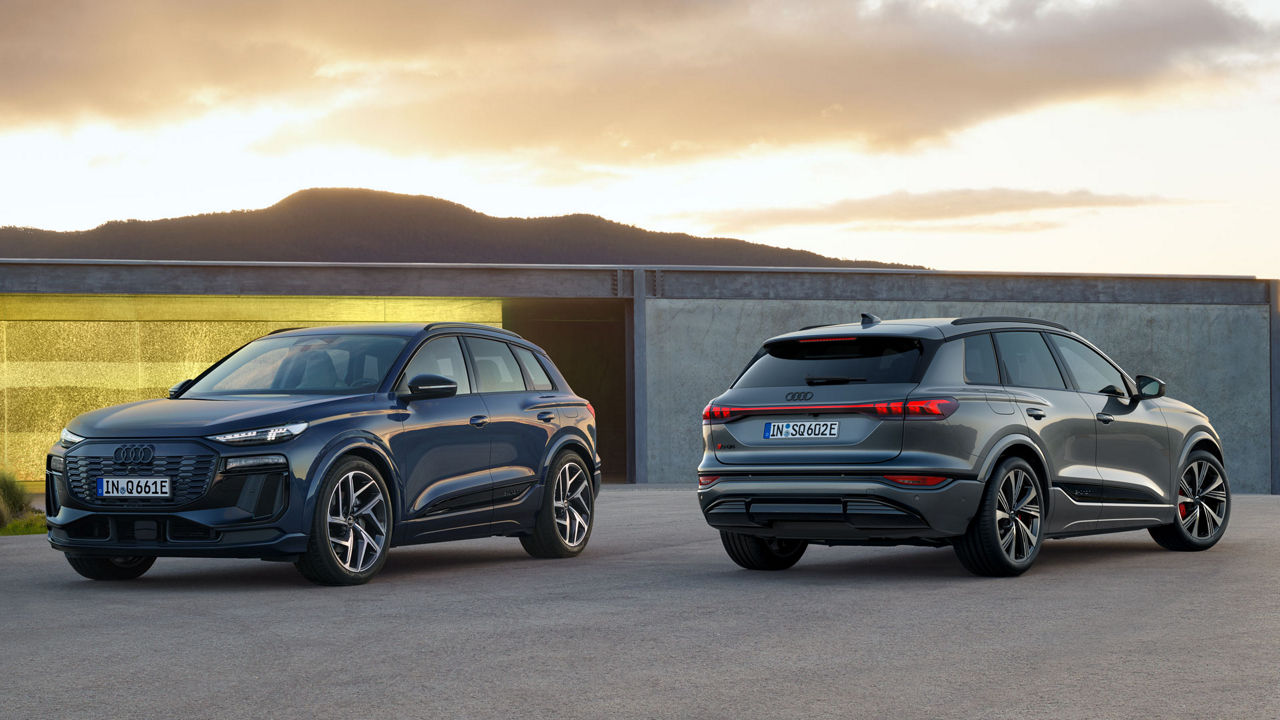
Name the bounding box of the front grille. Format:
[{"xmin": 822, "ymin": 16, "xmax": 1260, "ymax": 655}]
[{"xmin": 66, "ymin": 454, "xmax": 217, "ymax": 506}]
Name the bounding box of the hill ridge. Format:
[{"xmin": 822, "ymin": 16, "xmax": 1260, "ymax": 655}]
[{"xmin": 0, "ymin": 188, "xmax": 918, "ymax": 269}]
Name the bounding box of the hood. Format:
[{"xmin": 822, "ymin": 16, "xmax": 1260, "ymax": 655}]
[{"xmin": 67, "ymin": 394, "xmax": 364, "ymax": 439}]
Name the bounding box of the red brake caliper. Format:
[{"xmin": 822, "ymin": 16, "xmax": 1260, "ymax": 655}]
[{"xmin": 1178, "ymin": 503, "xmax": 1188, "ymax": 518}]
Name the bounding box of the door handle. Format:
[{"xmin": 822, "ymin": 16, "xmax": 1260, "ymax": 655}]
[
  {"xmin": 536, "ymin": 411, "xmax": 556, "ymax": 423},
  {"xmin": 469, "ymin": 415, "xmax": 489, "ymax": 428},
  {"xmin": 1096, "ymin": 413, "xmax": 1115, "ymax": 425},
  {"xmin": 1025, "ymin": 408, "xmax": 1046, "ymax": 420}
]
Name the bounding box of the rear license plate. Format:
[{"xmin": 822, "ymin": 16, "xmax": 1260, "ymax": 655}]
[
  {"xmin": 762, "ymin": 421, "xmax": 840, "ymax": 439},
  {"xmin": 96, "ymin": 477, "xmax": 171, "ymax": 498}
]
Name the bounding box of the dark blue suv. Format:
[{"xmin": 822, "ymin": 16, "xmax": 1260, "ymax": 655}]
[{"xmin": 45, "ymin": 323, "xmax": 600, "ymax": 585}]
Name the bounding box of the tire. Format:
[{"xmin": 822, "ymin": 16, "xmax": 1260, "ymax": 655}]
[
  {"xmin": 954, "ymin": 456, "xmax": 1044, "ymax": 577},
  {"xmin": 520, "ymin": 451, "xmax": 595, "ymax": 559},
  {"xmin": 65, "ymin": 554, "xmax": 156, "ymax": 581},
  {"xmin": 294, "ymin": 457, "xmax": 392, "ymax": 586},
  {"xmin": 1149, "ymin": 450, "xmax": 1230, "ymax": 552},
  {"xmin": 719, "ymin": 531, "xmax": 807, "ymax": 571}
]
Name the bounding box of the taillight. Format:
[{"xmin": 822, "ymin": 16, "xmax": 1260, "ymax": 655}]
[
  {"xmin": 698, "ymin": 475, "xmax": 720, "ymax": 487},
  {"xmin": 701, "ymin": 397, "xmax": 957, "ymax": 423},
  {"xmin": 585, "ymin": 402, "xmax": 596, "ymax": 418},
  {"xmin": 884, "ymin": 475, "xmax": 948, "ymax": 487},
  {"xmin": 904, "ymin": 397, "xmax": 957, "ymax": 419}
]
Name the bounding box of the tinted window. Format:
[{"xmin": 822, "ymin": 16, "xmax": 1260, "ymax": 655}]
[
  {"xmin": 734, "ymin": 337, "xmax": 922, "ymax": 389},
  {"xmin": 512, "ymin": 346, "xmax": 555, "ymax": 391},
  {"xmin": 398, "ymin": 336, "xmax": 471, "ymax": 395},
  {"xmin": 465, "ymin": 337, "xmax": 526, "ymax": 393},
  {"xmin": 1048, "ymin": 334, "xmax": 1126, "ymax": 395},
  {"xmin": 963, "ymin": 334, "xmax": 1001, "ymax": 385},
  {"xmin": 993, "ymin": 332, "xmax": 1065, "ymax": 390},
  {"xmin": 188, "ymin": 334, "xmax": 409, "ymax": 395}
]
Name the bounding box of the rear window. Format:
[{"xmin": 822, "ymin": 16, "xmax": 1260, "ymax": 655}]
[{"xmin": 733, "ymin": 337, "xmax": 923, "ymax": 388}]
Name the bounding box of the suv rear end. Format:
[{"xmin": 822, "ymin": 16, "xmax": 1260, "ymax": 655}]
[{"xmin": 697, "ymin": 318, "xmax": 991, "ymax": 564}]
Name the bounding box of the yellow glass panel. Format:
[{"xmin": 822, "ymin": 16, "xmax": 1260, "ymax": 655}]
[{"xmin": 1, "ymin": 294, "xmax": 502, "ymax": 491}]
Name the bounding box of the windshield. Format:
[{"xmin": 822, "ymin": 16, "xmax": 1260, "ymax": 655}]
[
  {"xmin": 185, "ymin": 334, "xmax": 410, "ymax": 395},
  {"xmin": 734, "ymin": 337, "xmax": 923, "ymax": 388}
]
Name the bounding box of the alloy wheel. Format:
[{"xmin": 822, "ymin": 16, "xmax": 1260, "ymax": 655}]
[
  {"xmin": 1177, "ymin": 460, "xmax": 1228, "ymax": 540},
  {"xmin": 326, "ymin": 470, "xmax": 388, "ymax": 573},
  {"xmin": 995, "ymin": 468, "xmax": 1041, "ymax": 563},
  {"xmin": 553, "ymin": 461, "xmax": 591, "ymax": 547}
]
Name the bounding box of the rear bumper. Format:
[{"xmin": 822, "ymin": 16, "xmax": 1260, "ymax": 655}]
[{"xmin": 698, "ymin": 475, "xmax": 984, "ymax": 542}]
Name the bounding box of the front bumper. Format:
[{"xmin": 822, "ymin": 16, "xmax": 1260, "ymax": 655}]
[
  {"xmin": 698, "ymin": 475, "xmax": 984, "ymax": 543},
  {"xmin": 46, "ymin": 438, "xmax": 308, "ymax": 559}
]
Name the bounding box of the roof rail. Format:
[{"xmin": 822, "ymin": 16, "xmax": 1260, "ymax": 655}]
[
  {"xmin": 951, "ymin": 316, "xmax": 1069, "ymax": 331},
  {"xmin": 267, "ymin": 327, "xmax": 304, "ymax": 335},
  {"xmin": 423, "ymin": 322, "xmax": 523, "ymax": 339},
  {"xmin": 799, "ymin": 323, "xmax": 837, "ymax": 331}
]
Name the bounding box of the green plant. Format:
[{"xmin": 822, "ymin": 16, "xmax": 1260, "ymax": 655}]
[
  {"xmin": 0, "ymin": 469, "xmax": 30, "ymax": 521},
  {"xmin": 0, "ymin": 512, "xmax": 47, "ymax": 536}
]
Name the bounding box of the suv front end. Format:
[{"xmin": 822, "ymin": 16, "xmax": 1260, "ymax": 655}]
[{"xmin": 46, "ymin": 425, "xmax": 318, "ymax": 560}]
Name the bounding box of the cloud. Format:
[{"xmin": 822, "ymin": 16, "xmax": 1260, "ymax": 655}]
[
  {"xmin": 1, "ymin": 0, "xmax": 1273, "ymax": 162},
  {"xmin": 693, "ymin": 188, "xmax": 1166, "ymax": 232}
]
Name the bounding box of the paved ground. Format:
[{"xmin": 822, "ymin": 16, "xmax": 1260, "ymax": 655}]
[{"xmin": 2, "ymin": 489, "xmax": 1277, "ymax": 720}]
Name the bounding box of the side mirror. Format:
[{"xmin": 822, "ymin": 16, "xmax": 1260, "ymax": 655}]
[
  {"xmin": 168, "ymin": 379, "xmax": 194, "ymax": 399},
  {"xmin": 403, "ymin": 373, "xmax": 457, "ymax": 400},
  {"xmin": 1135, "ymin": 375, "xmax": 1166, "ymax": 400}
]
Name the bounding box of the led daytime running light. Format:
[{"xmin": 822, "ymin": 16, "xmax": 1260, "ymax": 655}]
[{"xmin": 209, "ymin": 422, "xmax": 308, "ymax": 446}]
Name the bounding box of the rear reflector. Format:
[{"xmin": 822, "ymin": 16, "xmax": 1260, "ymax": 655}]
[
  {"xmin": 698, "ymin": 475, "xmax": 720, "ymax": 487},
  {"xmin": 703, "ymin": 397, "xmax": 957, "ymax": 423},
  {"xmin": 883, "ymin": 475, "xmax": 948, "ymax": 487}
]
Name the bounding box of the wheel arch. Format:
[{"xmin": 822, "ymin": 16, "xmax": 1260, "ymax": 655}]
[
  {"xmin": 304, "ymin": 434, "xmax": 402, "ymax": 527},
  {"xmin": 540, "ymin": 432, "xmax": 597, "ymax": 491},
  {"xmin": 979, "ymin": 434, "xmax": 1052, "ymax": 496},
  {"xmin": 1179, "ymin": 431, "xmax": 1225, "ymax": 471}
]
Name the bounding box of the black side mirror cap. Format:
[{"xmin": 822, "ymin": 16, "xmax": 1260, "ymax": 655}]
[
  {"xmin": 402, "ymin": 373, "xmax": 458, "ymax": 400},
  {"xmin": 168, "ymin": 379, "xmax": 194, "ymax": 399},
  {"xmin": 1135, "ymin": 375, "xmax": 1166, "ymax": 400}
]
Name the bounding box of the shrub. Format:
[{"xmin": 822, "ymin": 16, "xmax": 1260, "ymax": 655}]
[
  {"xmin": 0, "ymin": 469, "xmax": 30, "ymax": 521},
  {"xmin": 0, "ymin": 512, "xmax": 47, "ymax": 536}
]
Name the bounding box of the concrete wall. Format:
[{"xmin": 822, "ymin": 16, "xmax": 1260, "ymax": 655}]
[{"xmin": 645, "ymin": 299, "xmax": 1272, "ymax": 492}]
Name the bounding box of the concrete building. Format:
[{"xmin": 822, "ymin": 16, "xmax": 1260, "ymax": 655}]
[{"xmin": 1, "ymin": 259, "xmax": 1276, "ymax": 494}]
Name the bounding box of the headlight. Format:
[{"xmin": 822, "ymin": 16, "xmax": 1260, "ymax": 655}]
[
  {"xmin": 60, "ymin": 428, "xmax": 85, "ymax": 448},
  {"xmin": 207, "ymin": 422, "xmax": 308, "ymax": 446}
]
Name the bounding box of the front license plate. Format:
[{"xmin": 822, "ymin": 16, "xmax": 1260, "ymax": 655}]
[
  {"xmin": 762, "ymin": 421, "xmax": 840, "ymax": 439},
  {"xmin": 97, "ymin": 477, "xmax": 171, "ymax": 498}
]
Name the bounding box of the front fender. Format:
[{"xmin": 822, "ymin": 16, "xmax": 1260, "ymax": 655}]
[
  {"xmin": 1175, "ymin": 429, "xmax": 1224, "ymax": 472},
  {"xmin": 300, "ymin": 431, "xmax": 401, "ymax": 526}
]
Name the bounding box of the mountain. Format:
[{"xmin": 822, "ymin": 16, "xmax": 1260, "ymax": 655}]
[{"xmin": 0, "ymin": 188, "xmax": 916, "ymax": 268}]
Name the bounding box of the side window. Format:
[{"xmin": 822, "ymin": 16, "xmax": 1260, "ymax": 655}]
[
  {"xmin": 1047, "ymin": 335, "xmax": 1127, "ymax": 396},
  {"xmin": 512, "ymin": 346, "xmax": 555, "ymax": 391},
  {"xmin": 464, "ymin": 337, "xmax": 527, "ymax": 393},
  {"xmin": 398, "ymin": 337, "xmax": 471, "ymax": 395},
  {"xmin": 962, "ymin": 334, "xmax": 1001, "ymax": 385},
  {"xmin": 993, "ymin": 332, "xmax": 1066, "ymax": 390}
]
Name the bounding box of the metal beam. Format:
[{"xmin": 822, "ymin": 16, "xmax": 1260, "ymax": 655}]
[
  {"xmin": 629, "ymin": 269, "xmax": 649, "ymax": 483},
  {"xmin": 1272, "ymin": 280, "xmax": 1280, "ymax": 494},
  {"xmin": 0, "ymin": 258, "xmax": 1267, "ymax": 305}
]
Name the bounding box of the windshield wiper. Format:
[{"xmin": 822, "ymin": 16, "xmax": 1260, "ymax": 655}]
[{"xmin": 805, "ymin": 376, "xmax": 867, "ymax": 385}]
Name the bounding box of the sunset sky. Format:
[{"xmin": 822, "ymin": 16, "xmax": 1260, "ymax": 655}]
[{"xmin": 1, "ymin": 0, "xmax": 1277, "ymax": 277}]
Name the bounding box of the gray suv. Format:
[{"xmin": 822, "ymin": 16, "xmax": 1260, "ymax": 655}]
[{"xmin": 697, "ymin": 316, "xmax": 1230, "ymax": 576}]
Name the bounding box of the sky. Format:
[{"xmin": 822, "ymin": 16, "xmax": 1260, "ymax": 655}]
[{"xmin": 0, "ymin": 0, "xmax": 1277, "ymax": 277}]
